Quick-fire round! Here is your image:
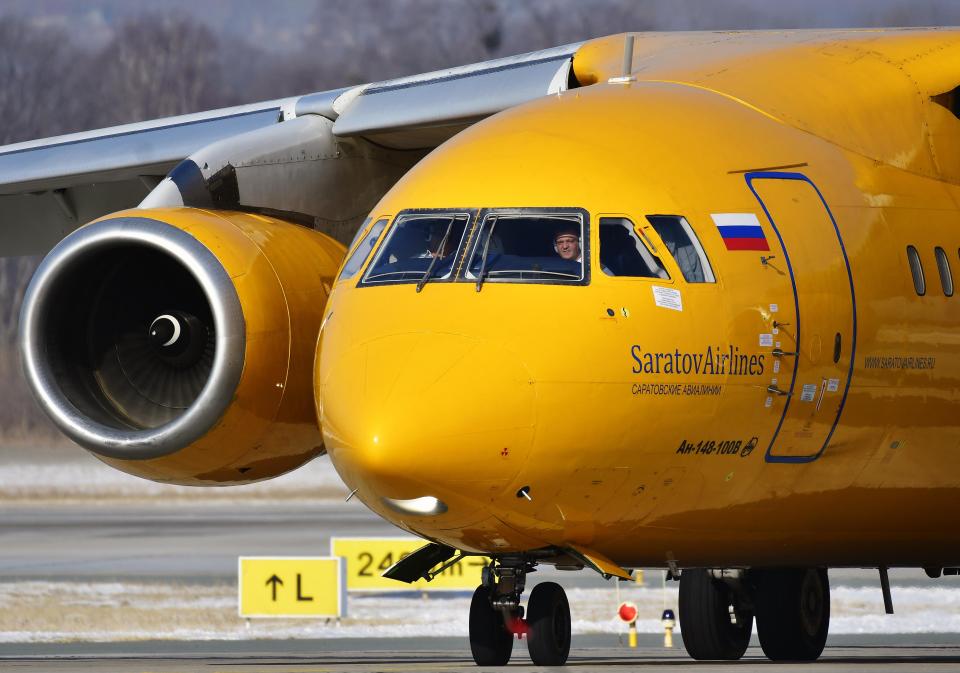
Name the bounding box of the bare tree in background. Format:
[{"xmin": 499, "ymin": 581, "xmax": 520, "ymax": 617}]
[
  {"xmin": 90, "ymin": 15, "xmax": 228, "ymax": 125},
  {"xmin": 505, "ymin": 0, "xmax": 655, "ymax": 53},
  {"xmin": 0, "ymin": 17, "xmax": 91, "ymax": 144},
  {"xmin": 310, "ymin": 0, "xmax": 505, "ymax": 83},
  {"xmin": 0, "ymin": 18, "xmax": 85, "ymax": 438},
  {"xmin": 0, "ymin": 257, "xmax": 42, "ymax": 438}
]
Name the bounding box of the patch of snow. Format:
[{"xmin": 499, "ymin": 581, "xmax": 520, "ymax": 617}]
[{"xmin": 2, "ymin": 581, "xmax": 960, "ymax": 642}]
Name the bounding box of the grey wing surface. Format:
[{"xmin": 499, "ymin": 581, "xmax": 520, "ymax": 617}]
[{"xmin": 0, "ymin": 43, "xmax": 579, "ymax": 257}]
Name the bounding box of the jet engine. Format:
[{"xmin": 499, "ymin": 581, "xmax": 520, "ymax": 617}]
[{"xmin": 19, "ymin": 207, "xmax": 345, "ymax": 485}]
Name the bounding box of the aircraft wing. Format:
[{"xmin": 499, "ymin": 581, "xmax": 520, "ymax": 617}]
[{"xmin": 0, "ymin": 43, "xmax": 578, "ymax": 257}]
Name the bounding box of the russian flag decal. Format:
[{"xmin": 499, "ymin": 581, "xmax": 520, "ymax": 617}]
[{"xmin": 711, "ymin": 213, "xmax": 770, "ymax": 251}]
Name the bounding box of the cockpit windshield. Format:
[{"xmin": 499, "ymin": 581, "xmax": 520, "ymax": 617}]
[
  {"xmin": 466, "ymin": 212, "xmax": 587, "ymax": 285},
  {"xmin": 362, "ymin": 213, "xmax": 470, "ymax": 285}
]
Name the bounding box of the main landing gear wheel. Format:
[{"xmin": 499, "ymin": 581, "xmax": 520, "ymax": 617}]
[
  {"xmin": 754, "ymin": 568, "xmax": 830, "ymax": 661},
  {"xmin": 678, "ymin": 569, "xmax": 753, "ymax": 660},
  {"xmin": 469, "ymin": 585, "xmax": 513, "ymax": 666},
  {"xmin": 526, "ymin": 582, "xmax": 571, "ymax": 666}
]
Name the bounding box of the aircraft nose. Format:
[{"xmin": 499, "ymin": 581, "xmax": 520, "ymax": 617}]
[{"xmin": 319, "ymin": 333, "xmax": 536, "ymax": 516}]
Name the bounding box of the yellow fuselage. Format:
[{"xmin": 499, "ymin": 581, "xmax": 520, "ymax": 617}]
[{"xmin": 317, "ymin": 29, "xmax": 960, "ymax": 568}]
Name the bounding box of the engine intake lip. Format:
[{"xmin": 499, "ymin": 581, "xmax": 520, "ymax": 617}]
[{"xmin": 19, "ymin": 216, "xmax": 245, "ymax": 460}]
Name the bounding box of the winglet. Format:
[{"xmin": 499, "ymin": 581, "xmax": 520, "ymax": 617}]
[{"xmin": 567, "ymin": 544, "xmax": 634, "ymax": 581}]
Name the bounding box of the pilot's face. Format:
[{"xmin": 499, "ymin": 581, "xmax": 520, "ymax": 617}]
[
  {"xmin": 555, "ymin": 234, "xmax": 580, "ymax": 261},
  {"xmin": 426, "ymin": 231, "xmax": 445, "ymax": 257}
]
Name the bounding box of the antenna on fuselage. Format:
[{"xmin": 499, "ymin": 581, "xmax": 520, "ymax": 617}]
[{"xmin": 608, "ymin": 34, "xmax": 636, "ymax": 84}]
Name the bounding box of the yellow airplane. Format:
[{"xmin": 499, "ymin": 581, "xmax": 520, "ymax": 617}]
[{"xmin": 4, "ymin": 27, "xmax": 960, "ymax": 666}]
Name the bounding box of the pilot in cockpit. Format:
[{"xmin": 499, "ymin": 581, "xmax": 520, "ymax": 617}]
[
  {"xmin": 421, "ymin": 227, "xmax": 457, "ymax": 259},
  {"xmin": 388, "ymin": 223, "xmax": 449, "ymax": 262},
  {"xmin": 553, "ymin": 227, "xmax": 582, "ymax": 263},
  {"xmin": 387, "ymin": 229, "xmax": 425, "ymax": 263}
]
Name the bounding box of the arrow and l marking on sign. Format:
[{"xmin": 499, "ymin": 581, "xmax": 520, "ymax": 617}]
[{"xmin": 265, "ymin": 573, "xmax": 313, "ymax": 602}]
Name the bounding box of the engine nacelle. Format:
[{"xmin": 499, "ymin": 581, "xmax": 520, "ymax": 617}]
[{"xmin": 20, "ymin": 208, "xmax": 345, "ymax": 485}]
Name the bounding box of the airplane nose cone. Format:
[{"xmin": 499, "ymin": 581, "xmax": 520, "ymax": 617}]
[{"xmin": 319, "ymin": 333, "xmax": 536, "ymax": 518}]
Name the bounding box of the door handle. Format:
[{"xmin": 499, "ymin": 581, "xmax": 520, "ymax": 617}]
[
  {"xmin": 767, "ymin": 385, "xmax": 791, "ymax": 396},
  {"xmin": 771, "ymin": 348, "xmax": 798, "ymax": 358},
  {"xmin": 816, "ymin": 379, "xmax": 827, "ymax": 411}
]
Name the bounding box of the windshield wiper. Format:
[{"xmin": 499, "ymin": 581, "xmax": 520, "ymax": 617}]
[
  {"xmin": 416, "ymin": 217, "xmax": 456, "ymax": 293},
  {"xmin": 474, "ymin": 216, "xmax": 498, "ymax": 292}
]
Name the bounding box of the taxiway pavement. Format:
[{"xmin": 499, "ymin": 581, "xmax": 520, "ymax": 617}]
[
  {"xmin": 3, "ymin": 499, "xmax": 960, "ymax": 672},
  {"xmin": 4, "ymin": 637, "xmax": 960, "ymax": 672}
]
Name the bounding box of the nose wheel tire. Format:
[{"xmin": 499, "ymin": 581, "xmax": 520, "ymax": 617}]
[
  {"xmin": 469, "ymin": 585, "xmax": 513, "ymax": 666},
  {"xmin": 754, "ymin": 568, "xmax": 830, "ymax": 661},
  {"xmin": 526, "ymin": 582, "xmax": 571, "ymax": 666},
  {"xmin": 678, "ymin": 569, "xmax": 753, "ymax": 660}
]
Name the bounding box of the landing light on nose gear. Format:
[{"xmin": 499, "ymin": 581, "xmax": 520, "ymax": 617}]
[{"xmin": 469, "ymin": 559, "xmax": 571, "ymax": 666}]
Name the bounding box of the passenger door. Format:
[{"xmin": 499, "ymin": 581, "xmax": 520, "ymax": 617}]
[{"xmin": 747, "ymin": 172, "xmax": 856, "ymax": 462}]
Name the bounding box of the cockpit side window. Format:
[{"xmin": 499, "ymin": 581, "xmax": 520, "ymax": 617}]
[
  {"xmin": 361, "ymin": 213, "xmax": 470, "ymax": 285},
  {"xmin": 346, "ymin": 216, "xmax": 372, "ymax": 252},
  {"xmin": 646, "ymin": 215, "xmax": 716, "ymax": 283},
  {"xmin": 598, "ymin": 217, "xmax": 669, "ymax": 279},
  {"xmin": 465, "ymin": 211, "xmax": 588, "ymax": 285},
  {"xmin": 338, "ymin": 218, "xmax": 386, "ymax": 282}
]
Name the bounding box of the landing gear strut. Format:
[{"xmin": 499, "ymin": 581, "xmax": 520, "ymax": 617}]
[{"xmin": 468, "ymin": 559, "xmax": 571, "ymax": 667}]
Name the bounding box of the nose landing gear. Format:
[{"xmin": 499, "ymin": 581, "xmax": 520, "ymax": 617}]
[
  {"xmin": 469, "ymin": 585, "xmax": 514, "ymax": 666},
  {"xmin": 526, "ymin": 581, "xmax": 572, "ymax": 666},
  {"xmin": 468, "ymin": 559, "xmax": 571, "ymax": 666}
]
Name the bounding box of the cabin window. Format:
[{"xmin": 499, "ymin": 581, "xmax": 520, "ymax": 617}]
[
  {"xmin": 598, "ymin": 217, "xmax": 669, "ymax": 279},
  {"xmin": 339, "ymin": 218, "xmax": 386, "ymax": 282},
  {"xmin": 907, "ymin": 245, "xmax": 925, "ymax": 296},
  {"xmin": 935, "ymin": 246, "xmax": 953, "ymax": 296},
  {"xmin": 465, "ymin": 211, "xmax": 587, "ymax": 285},
  {"xmin": 646, "ymin": 215, "xmax": 716, "ymax": 283},
  {"xmin": 362, "ymin": 213, "xmax": 471, "ymax": 285}
]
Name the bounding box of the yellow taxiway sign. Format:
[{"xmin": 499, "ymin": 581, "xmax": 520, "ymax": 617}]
[
  {"xmin": 238, "ymin": 557, "xmax": 346, "ymax": 618},
  {"xmin": 331, "ymin": 537, "xmax": 487, "ymax": 591}
]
